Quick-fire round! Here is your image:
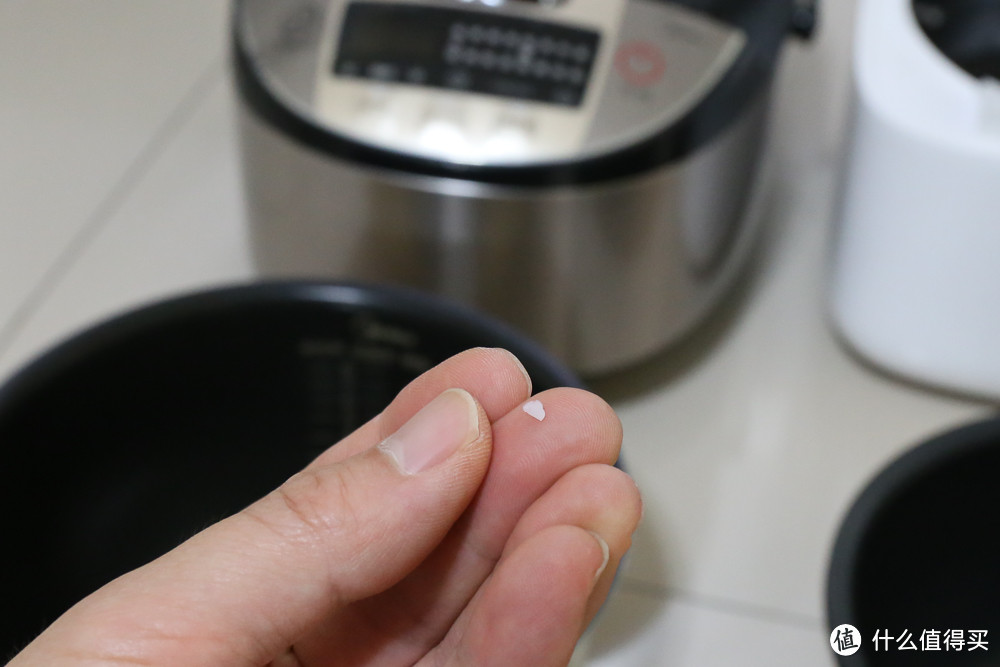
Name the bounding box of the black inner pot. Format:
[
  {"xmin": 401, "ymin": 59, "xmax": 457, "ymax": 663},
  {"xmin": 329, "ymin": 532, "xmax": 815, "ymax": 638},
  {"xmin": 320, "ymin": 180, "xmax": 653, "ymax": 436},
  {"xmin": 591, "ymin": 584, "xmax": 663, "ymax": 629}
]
[
  {"xmin": 828, "ymin": 418, "xmax": 1000, "ymax": 666},
  {"xmin": 914, "ymin": 0, "xmax": 1000, "ymax": 79},
  {"xmin": 0, "ymin": 282, "xmax": 583, "ymax": 657}
]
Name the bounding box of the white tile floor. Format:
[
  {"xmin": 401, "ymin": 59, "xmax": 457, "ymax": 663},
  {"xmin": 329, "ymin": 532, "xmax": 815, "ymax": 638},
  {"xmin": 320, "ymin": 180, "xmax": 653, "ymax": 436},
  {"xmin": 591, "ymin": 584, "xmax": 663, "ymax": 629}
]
[
  {"xmin": 0, "ymin": 1, "xmax": 232, "ymax": 347},
  {"xmin": 1, "ymin": 2, "xmax": 993, "ymax": 665}
]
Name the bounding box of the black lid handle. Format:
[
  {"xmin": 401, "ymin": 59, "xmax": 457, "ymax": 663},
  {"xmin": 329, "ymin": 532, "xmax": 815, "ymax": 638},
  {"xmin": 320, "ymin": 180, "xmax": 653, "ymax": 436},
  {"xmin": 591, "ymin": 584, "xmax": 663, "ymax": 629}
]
[{"xmin": 790, "ymin": 0, "xmax": 819, "ymax": 40}]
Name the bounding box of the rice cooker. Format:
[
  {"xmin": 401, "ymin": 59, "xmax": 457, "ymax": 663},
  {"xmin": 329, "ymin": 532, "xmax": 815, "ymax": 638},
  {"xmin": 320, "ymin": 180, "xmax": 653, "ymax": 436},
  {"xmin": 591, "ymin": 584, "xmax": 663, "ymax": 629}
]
[
  {"xmin": 831, "ymin": 0, "xmax": 1000, "ymax": 400},
  {"xmin": 233, "ymin": 0, "xmax": 811, "ymax": 374}
]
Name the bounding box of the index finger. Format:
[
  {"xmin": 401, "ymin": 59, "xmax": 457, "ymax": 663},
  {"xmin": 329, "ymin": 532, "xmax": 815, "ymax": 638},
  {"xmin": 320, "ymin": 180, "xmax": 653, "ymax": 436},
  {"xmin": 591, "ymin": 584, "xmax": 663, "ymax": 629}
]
[{"xmin": 306, "ymin": 347, "xmax": 533, "ymax": 467}]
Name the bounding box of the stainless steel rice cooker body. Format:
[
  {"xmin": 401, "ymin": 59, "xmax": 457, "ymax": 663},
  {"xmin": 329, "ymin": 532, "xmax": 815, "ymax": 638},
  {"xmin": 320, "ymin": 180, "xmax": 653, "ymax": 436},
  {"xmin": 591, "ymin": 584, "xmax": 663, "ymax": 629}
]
[{"xmin": 234, "ymin": 0, "xmax": 796, "ymax": 374}]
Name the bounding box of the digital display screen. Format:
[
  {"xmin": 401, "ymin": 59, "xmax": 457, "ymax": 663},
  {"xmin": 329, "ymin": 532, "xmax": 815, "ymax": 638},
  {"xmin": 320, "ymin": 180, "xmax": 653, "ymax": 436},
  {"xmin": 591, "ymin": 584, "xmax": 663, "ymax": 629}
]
[
  {"xmin": 333, "ymin": 2, "xmax": 601, "ymax": 107},
  {"xmin": 337, "ymin": 4, "xmax": 444, "ymax": 65}
]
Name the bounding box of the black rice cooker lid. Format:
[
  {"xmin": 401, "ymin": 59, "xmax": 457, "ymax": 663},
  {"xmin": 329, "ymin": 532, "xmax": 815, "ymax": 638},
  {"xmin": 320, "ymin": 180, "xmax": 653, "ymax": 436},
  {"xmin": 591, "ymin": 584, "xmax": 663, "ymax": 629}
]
[{"xmin": 233, "ymin": 0, "xmax": 803, "ymax": 188}]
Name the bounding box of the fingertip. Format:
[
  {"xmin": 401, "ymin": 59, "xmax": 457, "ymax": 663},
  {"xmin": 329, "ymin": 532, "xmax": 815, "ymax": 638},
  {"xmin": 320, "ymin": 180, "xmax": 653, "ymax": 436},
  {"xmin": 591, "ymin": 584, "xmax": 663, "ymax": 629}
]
[
  {"xmin": 590, "ymin": 464, "xmax": 644, "ymax": 535},
  {"xmin": 517, "ymin": 387, "xmax": 624, "ymax": 465},
  {"xmin": 575, "ymin": 388, "xmax": 624, "ymax": 452},
  {"xmin": 500, "ymin": 463, "xmax": 641, "ymax": 566},
  {"xmin": 453, "ymin": 524, "xmax": 612, "ymax": 666},
  {"xmin": 488, "ymin": 347, "xmax": 533, "ymax": 396},
  {"xmin": 379, "ymin": 348, "xmax": 533, "ymax": 443},
  {"xmin": 470, "ymin": 347, "xmax": 533, "ymax": 401}
]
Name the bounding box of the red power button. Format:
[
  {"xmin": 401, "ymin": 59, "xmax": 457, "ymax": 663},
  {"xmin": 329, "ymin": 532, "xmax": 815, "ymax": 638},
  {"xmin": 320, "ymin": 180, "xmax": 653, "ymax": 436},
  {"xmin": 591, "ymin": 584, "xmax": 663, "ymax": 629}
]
[{"xmin": 614, "ymin": 41, "xmax": 667, "ymax": 87}]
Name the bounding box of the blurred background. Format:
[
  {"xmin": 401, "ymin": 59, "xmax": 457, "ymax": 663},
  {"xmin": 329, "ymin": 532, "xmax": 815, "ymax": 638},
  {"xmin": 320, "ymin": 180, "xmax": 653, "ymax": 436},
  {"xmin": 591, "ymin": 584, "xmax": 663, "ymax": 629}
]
[{"xmin": 1, "ymin": 1, "xmax": 995, "ymax": 664}]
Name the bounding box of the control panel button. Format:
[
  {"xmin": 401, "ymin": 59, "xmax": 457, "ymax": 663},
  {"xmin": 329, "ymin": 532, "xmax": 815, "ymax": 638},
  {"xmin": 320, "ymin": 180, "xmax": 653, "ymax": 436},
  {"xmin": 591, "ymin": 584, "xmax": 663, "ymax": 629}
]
[
  {"xmin": 405, "ymin": 66, "xmax": 429, "ymax": 84},
  {"xmin": 614, "ymin": 41, "xmax": 667, "ymax": 87},
  {"xmin": 585, "ymin": 1, "xmax": 746, "ymax": 157},
  {"xmin": 444, "ymin": 69, "xmax": 474, "ymax": 90},
  {"xmin": 495, "ymin": 109, "xmax": 537, "ymax": 136},
  {"xmin": 366, "ymin": 62, "xmax": 400, "ymax": 81},
  {"xmin": 332, "ymin": 3, "xmax": 600, "ymax": 108},
  {"xmin": 417, "ymin": 116, "xmax": 469, "ymax": 157},
  {"xmin": 419, "ymin": 119, "xmax": 465, "ymax": 141},
  {"xmin": 355, "ymin": 85, "xmax": 391, "ymax": 114}
]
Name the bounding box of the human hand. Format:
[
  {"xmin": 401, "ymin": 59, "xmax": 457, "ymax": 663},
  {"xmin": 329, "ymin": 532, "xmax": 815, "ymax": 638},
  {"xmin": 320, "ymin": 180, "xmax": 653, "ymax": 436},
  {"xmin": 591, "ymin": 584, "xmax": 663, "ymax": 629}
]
[{"xmin": 9, "ymin": 348, "xmax": 641, "ymax": 667}]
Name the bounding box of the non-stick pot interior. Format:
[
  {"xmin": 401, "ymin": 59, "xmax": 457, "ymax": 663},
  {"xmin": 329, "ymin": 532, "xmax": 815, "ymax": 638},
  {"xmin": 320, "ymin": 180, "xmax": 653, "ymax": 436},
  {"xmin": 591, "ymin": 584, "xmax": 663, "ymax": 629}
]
[
  {"xmin": 828, "ymin": 421, "xmax": 1000, "ymax": 665},
  {"xmin": 0, "ymin": 283, "xmax": 579, "ymax": 656}
]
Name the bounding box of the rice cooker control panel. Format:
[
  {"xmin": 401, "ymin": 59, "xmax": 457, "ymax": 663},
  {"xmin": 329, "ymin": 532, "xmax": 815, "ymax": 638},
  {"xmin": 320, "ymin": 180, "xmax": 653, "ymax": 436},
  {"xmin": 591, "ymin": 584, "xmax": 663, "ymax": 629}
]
[{"xmin": 315, "ymin": 0, "xmax": 745, "ymax": 164}]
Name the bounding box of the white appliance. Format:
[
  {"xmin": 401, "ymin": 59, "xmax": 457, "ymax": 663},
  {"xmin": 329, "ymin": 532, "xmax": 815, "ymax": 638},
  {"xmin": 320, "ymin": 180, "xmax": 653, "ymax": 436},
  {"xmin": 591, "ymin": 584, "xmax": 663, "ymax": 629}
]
[{"xmin": 830, "ymin": 0, "xmax": 1000, "ymax": 399}]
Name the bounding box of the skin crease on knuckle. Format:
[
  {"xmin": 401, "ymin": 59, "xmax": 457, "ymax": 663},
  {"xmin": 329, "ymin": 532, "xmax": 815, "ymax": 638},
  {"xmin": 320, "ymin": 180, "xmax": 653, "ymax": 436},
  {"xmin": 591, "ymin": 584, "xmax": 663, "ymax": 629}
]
[
  {"xmin": 239, "ymin": 464, "xmax": 370, "ymax": 592},
  {"xmin": 268, "ymin": 466, "xmax": 361, "ymax": 543}
]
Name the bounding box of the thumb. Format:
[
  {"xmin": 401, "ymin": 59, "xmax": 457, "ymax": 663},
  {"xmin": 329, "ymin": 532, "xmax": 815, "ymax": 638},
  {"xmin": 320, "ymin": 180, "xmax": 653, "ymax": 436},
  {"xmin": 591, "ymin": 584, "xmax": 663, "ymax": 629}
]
[{"xmin": 12, "ymin": 388, "xmax": 491, "ymax": 667}]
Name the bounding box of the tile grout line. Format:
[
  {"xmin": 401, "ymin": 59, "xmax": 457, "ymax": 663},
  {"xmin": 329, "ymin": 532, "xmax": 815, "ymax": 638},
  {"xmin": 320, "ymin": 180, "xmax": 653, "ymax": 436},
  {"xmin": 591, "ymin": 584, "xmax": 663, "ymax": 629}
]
[
  {"xmin": 0, "ymin": 59, "xmax": 226, "ymax": 362},
  {"xmin": 617, "ymin": 576, "xmax": 823, "ymax": 631}
]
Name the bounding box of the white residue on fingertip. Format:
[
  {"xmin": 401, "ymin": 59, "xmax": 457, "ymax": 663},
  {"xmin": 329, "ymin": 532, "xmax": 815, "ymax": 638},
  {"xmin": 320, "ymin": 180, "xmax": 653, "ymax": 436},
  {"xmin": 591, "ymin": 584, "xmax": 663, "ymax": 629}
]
[{"xmin": 522, "ymin": 399, "xmax": 546, "ymax": 422}]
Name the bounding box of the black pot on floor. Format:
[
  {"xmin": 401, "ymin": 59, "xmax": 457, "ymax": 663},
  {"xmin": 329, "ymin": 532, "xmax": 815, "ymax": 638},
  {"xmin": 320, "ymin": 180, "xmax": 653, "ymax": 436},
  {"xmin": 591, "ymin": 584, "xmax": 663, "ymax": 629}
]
[
  {"xmin": 827, "ymin": 418, "xmax": 1000, "ymax": 665},
  {"xmin": 0, "ymin": 281, "xmax": 591, "ymax": 656}
]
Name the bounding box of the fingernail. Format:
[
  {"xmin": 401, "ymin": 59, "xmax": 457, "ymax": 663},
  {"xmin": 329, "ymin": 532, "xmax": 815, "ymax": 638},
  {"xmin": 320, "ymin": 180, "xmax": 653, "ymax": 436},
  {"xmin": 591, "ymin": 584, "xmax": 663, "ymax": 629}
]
[
  {"xmin": 588, "ymin": 531, "xmax": 611, "ymax": 583},
  {"xmin": 379, "ymin": 389, "xmax": 481, "ymax": 475}
]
